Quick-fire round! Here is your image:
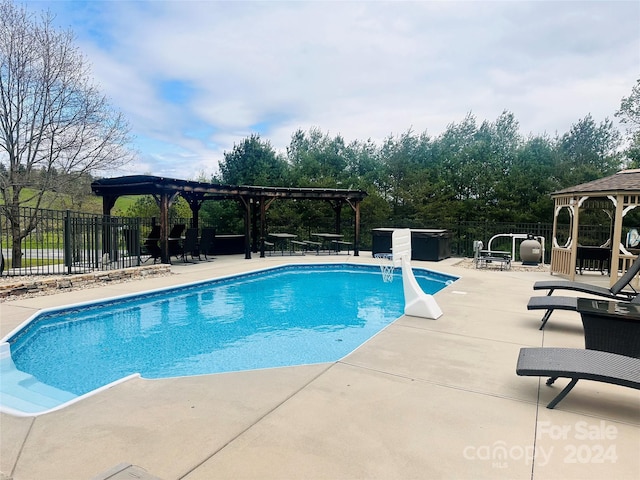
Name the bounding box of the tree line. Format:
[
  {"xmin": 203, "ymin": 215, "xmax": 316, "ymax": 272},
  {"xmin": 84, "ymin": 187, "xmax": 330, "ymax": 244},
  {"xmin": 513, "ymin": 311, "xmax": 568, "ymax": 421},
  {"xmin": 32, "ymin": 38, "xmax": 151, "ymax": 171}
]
[{"xmin": 198, "ymin": 103, "xmax": 636, "ymax": 236}]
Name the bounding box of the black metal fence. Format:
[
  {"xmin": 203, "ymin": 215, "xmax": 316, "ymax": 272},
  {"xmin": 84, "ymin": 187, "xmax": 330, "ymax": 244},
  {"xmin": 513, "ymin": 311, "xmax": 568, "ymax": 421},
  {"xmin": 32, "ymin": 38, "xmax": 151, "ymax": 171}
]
[
  {"xmin": 0, "ymin": 207, "xmax": 193, "ymax": 276},
  {"xmin": 1, "ymin": 206, "xmax": 613, "ymax": 277},
  {"xmin": 440, "ymin": 221, "xmax": 555, "ymax": 262},
  {"xmin": 0, "ymin": 207, "xmax": 142, "ymax": 275}
]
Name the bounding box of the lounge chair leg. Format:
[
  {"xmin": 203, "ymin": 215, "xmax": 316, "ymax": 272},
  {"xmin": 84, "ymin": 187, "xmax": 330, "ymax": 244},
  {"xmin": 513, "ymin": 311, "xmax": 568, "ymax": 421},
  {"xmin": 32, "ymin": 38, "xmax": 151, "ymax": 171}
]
[
  {"xmin": 546, "ymin": 376, "xmax": 558, "ymax": 385},
  {"xmin": 539, "ymin": 310, "xmax": 552, "ymax": 330},
  {"xmin": 546, "ymin": 378, "xmax": 579, "ymax": 409}
]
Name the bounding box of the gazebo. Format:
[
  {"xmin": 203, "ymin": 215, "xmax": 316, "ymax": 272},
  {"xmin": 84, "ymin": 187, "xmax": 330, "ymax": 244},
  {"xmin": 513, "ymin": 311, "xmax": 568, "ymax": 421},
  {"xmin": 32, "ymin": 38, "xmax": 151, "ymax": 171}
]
[
  {"xmin": 91, "ymin": 175, "xmax": 367, "ymax": 263},
  {"xmin": 549, "ymin": 169, "xmax": 640, "ymax": 286}
]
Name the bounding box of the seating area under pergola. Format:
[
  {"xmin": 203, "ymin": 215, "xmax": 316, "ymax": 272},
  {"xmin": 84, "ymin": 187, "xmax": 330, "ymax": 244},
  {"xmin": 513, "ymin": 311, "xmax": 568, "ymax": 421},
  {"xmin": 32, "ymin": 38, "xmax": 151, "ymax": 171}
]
[
  {"xmin": 549, "ymin": 169, "xmax": 640, "ymax": 287},
  {"xmin": 91, "ymin": 175, "xmax": 368, "ymax": 263}
]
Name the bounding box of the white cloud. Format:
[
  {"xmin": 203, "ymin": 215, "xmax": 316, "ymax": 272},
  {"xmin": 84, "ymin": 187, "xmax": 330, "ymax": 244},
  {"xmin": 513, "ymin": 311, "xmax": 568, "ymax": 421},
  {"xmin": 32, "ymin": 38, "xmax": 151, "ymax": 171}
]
[{"xmin": 38, "ymin": 0, "xmax": 640, "ymax": 177}]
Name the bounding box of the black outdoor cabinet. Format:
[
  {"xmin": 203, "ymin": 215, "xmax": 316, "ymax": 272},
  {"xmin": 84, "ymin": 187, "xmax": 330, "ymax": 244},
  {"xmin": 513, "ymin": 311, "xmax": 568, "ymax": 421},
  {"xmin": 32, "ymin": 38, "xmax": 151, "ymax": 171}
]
[
  {"xmin": 372, "ymin": 228, "xmax": 393, "ymax": 256},
  {"xmin": 212, "ymin": 234, "xmax": 245, "ymax": 255},
  {"xmin": 371, "ymin": 228, "xmax": 451, "ymax": 261}
]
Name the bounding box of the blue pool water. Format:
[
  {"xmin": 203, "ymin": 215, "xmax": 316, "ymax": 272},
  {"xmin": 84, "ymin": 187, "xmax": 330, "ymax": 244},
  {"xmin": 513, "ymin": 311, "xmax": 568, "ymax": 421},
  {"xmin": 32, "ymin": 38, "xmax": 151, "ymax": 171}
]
[{"xmin": 3, "ymin": 263, "xmax": 456, "ymax": 409}]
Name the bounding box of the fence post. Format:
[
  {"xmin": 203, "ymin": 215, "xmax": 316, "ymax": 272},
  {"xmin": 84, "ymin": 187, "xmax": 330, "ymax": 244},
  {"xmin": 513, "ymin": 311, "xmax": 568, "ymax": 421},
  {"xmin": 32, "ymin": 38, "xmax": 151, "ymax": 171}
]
[
  {"xmin": 64, "ymin": 210, "xmax": 72, "ymax": 274},
  {"xmin": 134, "ymin": 217, "xmax": 141, "ymax": 266}
]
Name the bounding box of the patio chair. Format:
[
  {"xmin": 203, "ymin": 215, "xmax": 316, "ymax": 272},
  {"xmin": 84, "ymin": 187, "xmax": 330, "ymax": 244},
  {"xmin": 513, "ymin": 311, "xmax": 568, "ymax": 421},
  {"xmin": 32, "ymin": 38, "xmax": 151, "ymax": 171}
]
[
  {"xmin": 528, "ymin": 256, "xmax": 640, "ymax": 327},
  {"xmin": 198, "ymin": 228, "xmax": 216, "ymax": 260},
  {"xmin": 532, "ymin": 254, "xmax": 640, "ymax": 299},
  {"xmin": 168, "ymin": 223, "xmax": 186, "ymax": 238},
  {"xmin": 168, "ymin": 224, "xmax": 186, "ymax": 258},
  {"xmin": 142, "ymin": 225, "xmax": 161, "ymax": 263},
  {"xmin": 516, "ymin": 348, "xmax": 640, "ymax": 408},
  {"xmin": 527, "ymin": 294, "xmax": 640, "ymax": 329},
  {"xmin": 517, "ymin": 297, "xmax": 640, "ymax": 408},
  {"xmin": 180, "ymin": 228, "xmax": 200, "ymax": 262}
]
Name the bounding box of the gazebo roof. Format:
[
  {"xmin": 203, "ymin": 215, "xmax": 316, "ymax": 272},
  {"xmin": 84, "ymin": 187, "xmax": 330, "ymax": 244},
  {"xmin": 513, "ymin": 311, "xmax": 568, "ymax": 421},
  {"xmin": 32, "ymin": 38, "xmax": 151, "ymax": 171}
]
[{"xmin": 552, "ymin": 169, "xmax": 640, "ymax": 197}]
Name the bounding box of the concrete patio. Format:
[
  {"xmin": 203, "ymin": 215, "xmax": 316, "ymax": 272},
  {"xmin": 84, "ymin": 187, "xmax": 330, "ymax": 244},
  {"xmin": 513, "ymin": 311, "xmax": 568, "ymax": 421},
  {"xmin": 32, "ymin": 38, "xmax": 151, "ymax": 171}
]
[{"xmin": 1, "ymin": 254, "xmax": 638, "ymax": 479}]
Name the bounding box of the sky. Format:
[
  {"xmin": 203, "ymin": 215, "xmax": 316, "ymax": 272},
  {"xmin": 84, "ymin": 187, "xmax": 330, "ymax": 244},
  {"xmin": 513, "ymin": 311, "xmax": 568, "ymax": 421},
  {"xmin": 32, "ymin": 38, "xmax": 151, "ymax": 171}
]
[{"xmin": 28, "ymin": 0, "xmax": 640, "ymax": 178}]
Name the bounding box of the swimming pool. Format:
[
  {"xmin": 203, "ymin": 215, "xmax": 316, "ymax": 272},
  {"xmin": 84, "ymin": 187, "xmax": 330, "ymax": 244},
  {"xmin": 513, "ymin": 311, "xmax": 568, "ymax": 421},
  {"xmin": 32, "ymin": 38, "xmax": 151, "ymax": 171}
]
[{"xmin": 1, "ymin": 263, "xmax": 456, "ymax": 414}]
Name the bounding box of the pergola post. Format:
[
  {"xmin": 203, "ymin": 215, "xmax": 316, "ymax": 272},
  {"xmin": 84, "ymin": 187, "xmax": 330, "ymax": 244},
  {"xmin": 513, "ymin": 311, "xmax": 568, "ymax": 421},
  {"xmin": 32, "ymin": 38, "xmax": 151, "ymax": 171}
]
[
  {"xmin": 331, "ymin": 201, "xmax": 343, "ymax": 234},
  {"xmin": 346, "ymin": 199, "xmax": 361, "ymax": 256},
  {"xmin": 101, "ymin": 195, "xmax": 118, "ymax": 215},
  {"xmin": 251, "ymin": 199, "xmax": 259, "ymax": 253},
  {"xmin": 184, "ymin": 195, "xmax": 204, "ymax": 230},
  {"xmin": 239, "ymin": 196, "xmax": 252, "ymax": 259},
  {"xmin": 159, "ymin": 192, "xmax": 171, "ymax": 264},
  {"xmin": 259, "ymin": 198, "xmax": 266, "ymax": 258},
  {"xmin": 354, "ymin": 201, "xmax": 361, "ymax": 256}
]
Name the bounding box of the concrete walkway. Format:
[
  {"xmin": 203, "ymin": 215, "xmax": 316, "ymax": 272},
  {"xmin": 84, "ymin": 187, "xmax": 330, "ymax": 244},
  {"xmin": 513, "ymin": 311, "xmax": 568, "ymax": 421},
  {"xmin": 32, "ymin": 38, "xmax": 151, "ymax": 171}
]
[{"xmin": 1, "ymin": 254, "xmax": 638, "ymax": 479}]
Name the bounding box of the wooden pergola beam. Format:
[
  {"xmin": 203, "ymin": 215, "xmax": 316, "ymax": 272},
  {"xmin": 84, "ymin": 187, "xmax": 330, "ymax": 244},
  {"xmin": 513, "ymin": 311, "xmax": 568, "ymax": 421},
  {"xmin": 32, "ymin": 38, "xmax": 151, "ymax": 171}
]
[{"xmin": 91, "ymin": 175, "xmax": 368, "ymax": 262}]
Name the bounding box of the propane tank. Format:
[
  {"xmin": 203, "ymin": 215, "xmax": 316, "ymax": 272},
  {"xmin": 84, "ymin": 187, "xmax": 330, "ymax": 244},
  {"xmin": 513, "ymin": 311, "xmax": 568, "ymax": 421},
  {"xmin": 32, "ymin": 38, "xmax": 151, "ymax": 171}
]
[{"xmin": 520, "ymin": 234, "xmax": 542, "ymax": 265}]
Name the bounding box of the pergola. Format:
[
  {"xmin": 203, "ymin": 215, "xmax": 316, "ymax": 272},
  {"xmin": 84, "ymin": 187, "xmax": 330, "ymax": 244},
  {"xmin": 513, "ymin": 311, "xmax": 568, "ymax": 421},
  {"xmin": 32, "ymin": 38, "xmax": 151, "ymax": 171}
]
[
  {"xmin": 550, "ymin": 169, "xmax": 640, "ymax": 286},
  {"xmin": 91, "ymin": 175, "xmax": 368, "ymax": 264}
]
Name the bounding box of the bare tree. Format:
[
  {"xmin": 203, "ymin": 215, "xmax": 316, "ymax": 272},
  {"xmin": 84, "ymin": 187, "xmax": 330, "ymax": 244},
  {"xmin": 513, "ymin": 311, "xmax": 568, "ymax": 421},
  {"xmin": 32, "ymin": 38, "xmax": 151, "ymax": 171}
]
[{"xmin": 0, "ymin": 0, "xmax": 134, "ymax": 267}]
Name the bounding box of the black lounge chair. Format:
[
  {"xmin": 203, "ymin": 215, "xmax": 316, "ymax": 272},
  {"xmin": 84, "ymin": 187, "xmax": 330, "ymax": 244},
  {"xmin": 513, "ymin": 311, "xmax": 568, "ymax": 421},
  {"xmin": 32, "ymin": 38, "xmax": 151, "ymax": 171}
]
[
  {"xmin": 527, "ymin": 294, "xmax": 640, "ymax": 329},
  {"xmin": 516, "ymin": 348, "xmax": 640, "ymax": 408},
  {"xmin": 517, "ymin": 297, "xmax": 640, "ymax": 408},
  {"xmin": 532, "ymin": 255, "xmax": 640, "ymax": 299},
  {"xmin": 528, "ymin": 256, "xmax": 640, "ymax": 326}
]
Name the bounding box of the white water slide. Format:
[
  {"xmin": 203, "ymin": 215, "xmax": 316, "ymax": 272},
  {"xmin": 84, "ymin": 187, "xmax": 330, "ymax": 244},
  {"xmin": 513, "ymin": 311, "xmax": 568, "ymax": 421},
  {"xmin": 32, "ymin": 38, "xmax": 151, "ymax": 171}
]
[{"xmin": 391, "ymin": 229, "xmax": 443, "ymax": 319}]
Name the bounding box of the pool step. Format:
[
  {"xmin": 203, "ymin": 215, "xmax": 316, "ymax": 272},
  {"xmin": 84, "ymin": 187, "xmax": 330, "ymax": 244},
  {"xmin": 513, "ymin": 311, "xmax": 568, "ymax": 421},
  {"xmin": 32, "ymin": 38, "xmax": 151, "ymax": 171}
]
[{"xmin": 1, "ymin": 343, "xmax": 77, "ymax": 415}]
